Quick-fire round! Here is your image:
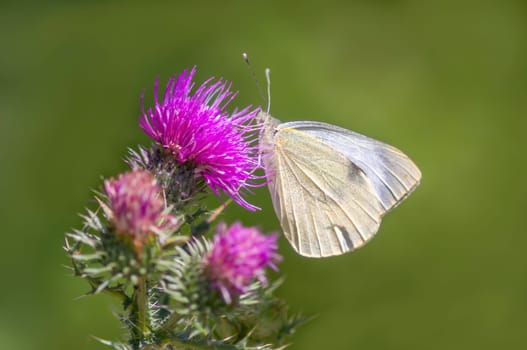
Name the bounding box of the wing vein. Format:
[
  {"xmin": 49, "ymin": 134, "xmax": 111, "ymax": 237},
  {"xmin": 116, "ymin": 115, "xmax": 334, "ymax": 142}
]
[
  {"xmin": 281, "ymin": 153, "xmax": 372, "ymax": 244},
  {"xmin": 283, "ymin": 152, "xmax": 380, "ymax": 224}
]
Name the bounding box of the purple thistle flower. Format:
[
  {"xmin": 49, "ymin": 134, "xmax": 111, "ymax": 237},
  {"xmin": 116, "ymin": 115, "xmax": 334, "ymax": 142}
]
[
  {"xmin": 139, "ymin": 67, "xmax": 262, "ymax": 211},
  {"xmin": 205, "ymin": 222, "xmax": 281, "ymax": 304},
  {"xmin": 103, "ymin": 170, "xmax": 178, "ymax": 256}
]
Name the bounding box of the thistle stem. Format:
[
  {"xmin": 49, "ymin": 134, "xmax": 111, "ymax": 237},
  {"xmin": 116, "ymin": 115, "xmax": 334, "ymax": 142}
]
[{"xmin": 132, "ymin": 276, "xmax": 150, "ymax": 347}]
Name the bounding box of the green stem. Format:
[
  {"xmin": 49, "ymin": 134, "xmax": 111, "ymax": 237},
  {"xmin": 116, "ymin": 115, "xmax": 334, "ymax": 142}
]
[{"xmin": 132, "ymin": 276, "xmax": 150, "ymax": 347}]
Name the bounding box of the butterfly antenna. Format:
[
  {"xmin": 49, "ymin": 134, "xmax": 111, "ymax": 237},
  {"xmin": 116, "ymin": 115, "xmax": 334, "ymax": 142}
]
[
  {"xmin": 265, "ymin": 68, "xmax": 271, "ymax": 114},
  {"xmin": 242, "ymin": 52, "xmax": 269, "ymax": 112}
]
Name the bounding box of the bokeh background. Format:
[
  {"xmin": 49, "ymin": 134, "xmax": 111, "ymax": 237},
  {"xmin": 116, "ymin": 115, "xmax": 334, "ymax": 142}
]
[{"xmin": 1, "ymin": 1, "xmax": 526, "ymax": 349}]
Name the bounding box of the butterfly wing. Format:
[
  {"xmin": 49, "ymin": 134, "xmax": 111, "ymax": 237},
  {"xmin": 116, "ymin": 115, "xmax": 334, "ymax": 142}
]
[
  {"xmin": 265, "ymin": 126, "xmax": 384, "ymax": 257},
  {"xmin": 281, "ymin": 121, "xmax": 422, "ymax": 212}
]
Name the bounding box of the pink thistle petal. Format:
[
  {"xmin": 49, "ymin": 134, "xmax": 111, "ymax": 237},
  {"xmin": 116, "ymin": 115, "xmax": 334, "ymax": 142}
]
[
  {"xmin": 204, "ymin": 222, "xmax": 281, "ymax": 304},
  {"xmin": 104, "ymin": 170, "xmax": 176, "ymax": 256},
  {"xmin": 139, "ymin": 67, "xmax": 263, "ymax": 210}
]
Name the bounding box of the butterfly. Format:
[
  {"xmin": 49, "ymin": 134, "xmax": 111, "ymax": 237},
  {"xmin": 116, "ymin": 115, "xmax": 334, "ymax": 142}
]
[{"xmin": 259, "ymin": 112, "xmax": 421, "ymax": 257}]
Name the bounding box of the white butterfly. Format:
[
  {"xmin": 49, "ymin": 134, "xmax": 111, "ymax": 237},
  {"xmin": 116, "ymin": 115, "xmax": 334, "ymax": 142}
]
[{"xmin": 259, "ymin": 112, "xmax": 421, "ymax": 258}]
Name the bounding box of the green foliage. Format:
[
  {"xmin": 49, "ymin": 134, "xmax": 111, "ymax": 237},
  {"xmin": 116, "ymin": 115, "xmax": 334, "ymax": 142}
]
[
  {"xmin": 65, "ymin": 208, "xmax": 149, "ymax": 297},
  {"xmin": 156, "ymin": 240, "xmax": 307, "ymax": 349},
  {"xmin": 65, "ymin": 193, "xmax": 305, "ymax": 350}
]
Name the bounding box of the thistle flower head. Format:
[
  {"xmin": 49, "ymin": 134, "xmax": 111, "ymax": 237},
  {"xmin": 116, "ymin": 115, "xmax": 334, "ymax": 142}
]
[
  {"xmin": 103, "ymin": 170, "xmax": 177, "ymax": 255},
  {"xmin": 139, "ymin": 67, "xmax": 262, "ymax": 211},
  {"xmin": 205, "ymin": 222, "xmax": 281, "ymax": 304}
]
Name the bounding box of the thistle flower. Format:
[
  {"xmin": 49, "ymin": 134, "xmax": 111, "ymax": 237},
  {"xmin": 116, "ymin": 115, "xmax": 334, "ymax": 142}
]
[
  {"xmin": 103, "ymin": 170, "xmax": 177, "ymax": 256},
  {"xmin": 139, "ymin": 67, "xmax": 261, "ymax": 211},
  {"xmin": 205, "ymin": 222, "xmax": 281, "ymax": 304}
]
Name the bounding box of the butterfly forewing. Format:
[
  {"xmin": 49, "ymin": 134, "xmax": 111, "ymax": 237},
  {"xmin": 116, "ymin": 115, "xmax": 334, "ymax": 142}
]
[{"xmin": 268, "ymin": 126, "xmax": 383, "ymax": 257}]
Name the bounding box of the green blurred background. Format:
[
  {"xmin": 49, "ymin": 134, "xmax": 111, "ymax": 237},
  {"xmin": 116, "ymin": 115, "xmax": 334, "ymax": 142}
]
[{"xmin": 1, "ymin": 0, "xmax": 526, "ymax": 349}]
